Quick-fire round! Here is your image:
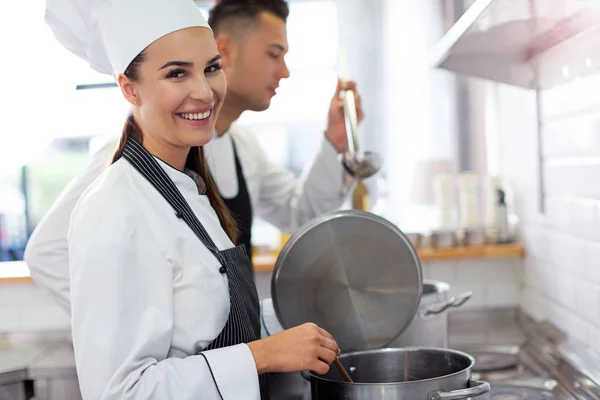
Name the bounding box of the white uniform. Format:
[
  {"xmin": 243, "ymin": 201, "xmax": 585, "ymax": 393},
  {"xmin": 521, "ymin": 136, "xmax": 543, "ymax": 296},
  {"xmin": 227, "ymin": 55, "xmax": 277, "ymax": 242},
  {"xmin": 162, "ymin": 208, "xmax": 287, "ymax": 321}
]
[
  {"xmin": 42, "ymin": 0, "xmax": 347, "ymax": 398},
  {"xmin": 69, "ymin": 156, "xmax": 259, "ymax": 399},
  {"xmin": 25, "ymin": 124, "xmax": 348, "ymax": 311}
]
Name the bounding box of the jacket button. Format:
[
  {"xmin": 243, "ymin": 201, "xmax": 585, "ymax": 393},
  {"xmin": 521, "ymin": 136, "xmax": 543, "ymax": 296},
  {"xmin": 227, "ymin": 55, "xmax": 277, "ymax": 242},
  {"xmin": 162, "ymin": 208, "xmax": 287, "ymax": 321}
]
[{"xmin": 219, "ymin": 266, "xmax": 227, "ymax": 274}]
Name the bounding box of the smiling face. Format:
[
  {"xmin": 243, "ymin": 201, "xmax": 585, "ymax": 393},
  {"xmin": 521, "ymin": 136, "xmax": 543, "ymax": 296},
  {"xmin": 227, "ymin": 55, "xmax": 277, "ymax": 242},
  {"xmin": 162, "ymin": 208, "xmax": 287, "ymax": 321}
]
[{"xmin": 118, "ymin": 26, "xmax": 226, "ymax": 153}]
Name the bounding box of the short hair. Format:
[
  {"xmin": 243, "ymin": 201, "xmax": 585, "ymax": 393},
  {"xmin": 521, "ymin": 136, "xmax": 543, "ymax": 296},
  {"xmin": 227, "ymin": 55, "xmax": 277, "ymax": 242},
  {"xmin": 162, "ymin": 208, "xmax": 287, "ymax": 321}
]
[{"xmin": 208, "ymin": 0, "xmax": 290, "ymax": 38}]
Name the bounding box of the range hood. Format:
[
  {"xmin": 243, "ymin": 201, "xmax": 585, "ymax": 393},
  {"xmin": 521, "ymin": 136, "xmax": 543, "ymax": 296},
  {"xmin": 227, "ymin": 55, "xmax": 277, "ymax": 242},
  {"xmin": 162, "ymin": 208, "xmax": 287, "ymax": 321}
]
[{"xmin": 430, "ymin": 0, "xmax": 600, "ymax": 89}]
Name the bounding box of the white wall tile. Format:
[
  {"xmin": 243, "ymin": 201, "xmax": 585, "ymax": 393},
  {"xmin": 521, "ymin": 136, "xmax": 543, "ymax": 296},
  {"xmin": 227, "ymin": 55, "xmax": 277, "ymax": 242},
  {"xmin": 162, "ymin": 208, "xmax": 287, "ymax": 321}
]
[
  {"xmin": 589, "ymin": 324, "xmax": 600, "ymax": 354},
  {"xmin": 584, "ymin": 165, "xmax": 600, "ymax": 199},
  {"xmin": 586, "ymin": 243, "xmax": 600, "ymax": 285},
  {"xmin": 423, "ymin": 262, "xmax": 457, "ymax": 286},
  {"xmin": 574, "ymin": 279, "xmax": 600, "ymax": 326},
  {"xmin": 498, "ymin": 49, "xmax": 600, "ymax": 342},
  {"xmin": 487, "ymin": 283, "xmax": 520, "ymax": 307},
  {"xmin": 566, "ymin": 312, "xmax": 592, "ymax": 346},
  {"xmin": 570, "ymin": 199, "xmax": 597, "ymax": 240},
  {"xmin": 545, "ymin": 198, "xmax": 571, "ymax": 233},
  {"xmin": 20, "ymin": 304, "xmax": 70, "ymax": 332},
  {"xmin": 0, "ymin": 306, "xmax": 21, "ymax": 332},
  {"xmin": 455, "ymin": 260, "xmax": 496, "ymax": 286},
  {"xmin": 556, "ymin": 272, "xmax": 577, "ymax": 311},
  {"xmin": 551, "ymin": 234, "xmax": 587, "ymax": 277}
]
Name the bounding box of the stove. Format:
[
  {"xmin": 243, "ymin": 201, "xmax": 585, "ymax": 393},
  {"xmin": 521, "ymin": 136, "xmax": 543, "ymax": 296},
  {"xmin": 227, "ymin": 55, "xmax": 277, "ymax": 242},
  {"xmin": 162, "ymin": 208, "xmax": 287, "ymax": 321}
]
[{"xmin": 456, "ymin": 321, "xmax": 600, "ymax": 400}]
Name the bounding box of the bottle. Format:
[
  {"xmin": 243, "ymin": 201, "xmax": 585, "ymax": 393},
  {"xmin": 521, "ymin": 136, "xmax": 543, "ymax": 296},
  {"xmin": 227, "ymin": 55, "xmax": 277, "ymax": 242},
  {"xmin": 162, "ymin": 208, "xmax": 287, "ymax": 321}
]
[
  {"xmin": 352, "ymin": 180, "xmax": 370, "ymax": 211},
  {"xmin": 496, "ymin": 188, "xmax": 510, "ymax": 243}
]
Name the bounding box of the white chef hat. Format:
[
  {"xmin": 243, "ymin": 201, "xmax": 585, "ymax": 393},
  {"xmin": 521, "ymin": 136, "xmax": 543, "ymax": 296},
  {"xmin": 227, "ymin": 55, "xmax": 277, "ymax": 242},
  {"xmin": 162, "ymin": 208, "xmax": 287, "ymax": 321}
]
[{"xmin": 45, "ymin": 0, "xmax": 211, "ymax": 77}]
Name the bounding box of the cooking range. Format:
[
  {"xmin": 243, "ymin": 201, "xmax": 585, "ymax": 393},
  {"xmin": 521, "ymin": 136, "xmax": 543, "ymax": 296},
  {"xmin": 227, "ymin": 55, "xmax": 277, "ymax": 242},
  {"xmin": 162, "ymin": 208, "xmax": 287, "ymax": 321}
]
[{"xmin": 456, "ymin": 319, "xmax": 600, "ymax": 400}]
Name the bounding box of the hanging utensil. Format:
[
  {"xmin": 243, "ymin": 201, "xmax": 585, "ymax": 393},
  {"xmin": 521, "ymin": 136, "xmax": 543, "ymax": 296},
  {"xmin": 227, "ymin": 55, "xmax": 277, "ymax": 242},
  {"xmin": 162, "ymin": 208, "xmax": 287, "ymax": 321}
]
[{"xmin": 337, "ymin": 47, "xmax": 382, "ymax": 180}]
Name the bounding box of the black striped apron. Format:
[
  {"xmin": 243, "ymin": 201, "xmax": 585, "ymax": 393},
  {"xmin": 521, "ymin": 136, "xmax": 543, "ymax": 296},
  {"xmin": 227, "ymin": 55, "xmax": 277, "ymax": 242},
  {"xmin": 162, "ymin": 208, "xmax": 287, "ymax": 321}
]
[{"xmin": 122, "ymin": 138, "xmax": 270, "ymax": 399}]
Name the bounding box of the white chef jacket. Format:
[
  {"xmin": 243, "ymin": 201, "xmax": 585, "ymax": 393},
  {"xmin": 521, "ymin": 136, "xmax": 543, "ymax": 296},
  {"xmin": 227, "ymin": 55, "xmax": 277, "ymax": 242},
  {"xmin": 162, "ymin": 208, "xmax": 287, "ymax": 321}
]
[
  {"xmin": 68, "ymin": 155, "xmax": 260, "ymax": 400},
  {"xmin": 25, "ymin": 122, "xmax": 349, "ymax": 311}
]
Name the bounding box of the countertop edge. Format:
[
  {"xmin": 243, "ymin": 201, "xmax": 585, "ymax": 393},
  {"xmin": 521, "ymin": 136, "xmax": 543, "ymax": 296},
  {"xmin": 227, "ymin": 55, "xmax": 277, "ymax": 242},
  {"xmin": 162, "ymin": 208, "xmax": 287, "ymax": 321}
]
[{"xmin": 0, "ymin": 243, "xmax": 525, "ymax": 282}]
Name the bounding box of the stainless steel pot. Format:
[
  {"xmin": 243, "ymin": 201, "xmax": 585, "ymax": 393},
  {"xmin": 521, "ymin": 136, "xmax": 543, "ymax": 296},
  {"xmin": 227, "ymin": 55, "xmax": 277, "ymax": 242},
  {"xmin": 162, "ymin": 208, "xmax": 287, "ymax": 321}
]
[
  {"xmin": 304, "ymin": 347, "xmax": 490, "ymax": 400},
  {"xmin": 389, "ymin": 280, "xmax": 471, "ymax": 348}
]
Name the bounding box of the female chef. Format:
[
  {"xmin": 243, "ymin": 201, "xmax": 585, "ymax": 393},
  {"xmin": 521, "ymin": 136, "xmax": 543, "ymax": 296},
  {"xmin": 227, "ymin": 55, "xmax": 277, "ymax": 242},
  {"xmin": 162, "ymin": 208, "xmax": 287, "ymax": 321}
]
[{"xmin": 45, "ymin": 0, "xmax": 340, "ymax": 398}]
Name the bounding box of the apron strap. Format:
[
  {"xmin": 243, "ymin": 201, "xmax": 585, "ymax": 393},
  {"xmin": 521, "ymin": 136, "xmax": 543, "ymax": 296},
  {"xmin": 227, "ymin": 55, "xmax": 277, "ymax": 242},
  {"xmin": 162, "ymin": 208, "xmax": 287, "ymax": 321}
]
[{"xmin": 122, "ymin": 138, "xmax": 224, "ymax": 262}]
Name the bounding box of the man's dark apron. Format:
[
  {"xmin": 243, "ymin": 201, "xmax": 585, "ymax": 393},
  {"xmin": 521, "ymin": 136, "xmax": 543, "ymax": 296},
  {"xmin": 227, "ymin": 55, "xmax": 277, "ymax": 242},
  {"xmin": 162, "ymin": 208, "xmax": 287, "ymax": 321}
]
[
  {"xmin": 220, "ymin": 140, "xmax": 254, "ymax": 266},
  {"xmin": 122, "ymin": 138, "xmax": 269, "ymax": 399}
]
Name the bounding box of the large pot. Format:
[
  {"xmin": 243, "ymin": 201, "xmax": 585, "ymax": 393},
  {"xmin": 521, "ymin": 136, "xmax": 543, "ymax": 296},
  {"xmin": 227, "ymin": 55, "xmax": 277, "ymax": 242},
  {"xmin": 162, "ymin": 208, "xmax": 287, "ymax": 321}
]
[
  {"xmin": 389, "ymin": 280, "xmax": 471, "ymax": 348},
  {"xmin": 260, "ymin": 281, "xmax": 472, "ymax": 399},
  {"xmin": 304, "ymin": 347, "xmax": 490, "ymax": 400}
]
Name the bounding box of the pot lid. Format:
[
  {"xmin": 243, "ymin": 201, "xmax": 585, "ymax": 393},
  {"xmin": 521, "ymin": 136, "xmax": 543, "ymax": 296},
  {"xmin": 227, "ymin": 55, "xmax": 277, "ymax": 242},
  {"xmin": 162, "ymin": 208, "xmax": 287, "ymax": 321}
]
[{"xmin": 271, "ymin": 210, "xmax": 423, "ymax": 352}]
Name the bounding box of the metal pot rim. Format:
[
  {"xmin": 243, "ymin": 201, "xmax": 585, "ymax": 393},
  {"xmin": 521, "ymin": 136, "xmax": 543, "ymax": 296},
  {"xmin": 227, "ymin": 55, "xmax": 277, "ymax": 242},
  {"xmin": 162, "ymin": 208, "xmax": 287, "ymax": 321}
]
[{"xmin": 305, "ymin": 347, "xmax": 476, "ymax": 386}]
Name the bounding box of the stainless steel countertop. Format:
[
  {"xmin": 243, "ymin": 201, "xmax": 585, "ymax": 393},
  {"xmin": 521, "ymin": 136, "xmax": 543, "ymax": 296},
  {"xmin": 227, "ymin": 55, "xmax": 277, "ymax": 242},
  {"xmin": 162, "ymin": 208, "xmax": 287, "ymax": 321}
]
[{"xmin": 0, "ymin": 308, "xmax": 528, "ymax": 384}]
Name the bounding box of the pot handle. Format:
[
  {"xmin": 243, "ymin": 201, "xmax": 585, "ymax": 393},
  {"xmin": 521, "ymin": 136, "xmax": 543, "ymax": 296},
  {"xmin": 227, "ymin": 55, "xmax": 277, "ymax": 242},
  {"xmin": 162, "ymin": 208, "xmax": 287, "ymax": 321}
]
[
  {"xmin": 300, "ymin": 370, "xmax": 311, "ymax": 381},
  {"xmin": 423, "ymin": 291, "xmax": 472, "ymax": 316},
  {"xmin": 427, "ymin": 380, "xmax": 490, "ymax": 400}
]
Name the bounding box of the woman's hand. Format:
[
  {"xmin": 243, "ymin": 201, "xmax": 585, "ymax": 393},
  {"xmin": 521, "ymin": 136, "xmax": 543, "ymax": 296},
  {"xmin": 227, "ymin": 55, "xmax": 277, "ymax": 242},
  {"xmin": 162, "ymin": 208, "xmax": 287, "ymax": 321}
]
[{"xmin": 247, "ymin": 322, "xmax": 340, "ymax": 375}]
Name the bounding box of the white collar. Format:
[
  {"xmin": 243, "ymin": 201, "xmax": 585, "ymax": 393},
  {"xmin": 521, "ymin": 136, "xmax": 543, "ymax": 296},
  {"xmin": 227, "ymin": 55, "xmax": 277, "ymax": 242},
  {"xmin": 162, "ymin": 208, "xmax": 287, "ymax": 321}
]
[{"xmin": 152, "ymin": 156, "xmax": 206, "ymax": 196}]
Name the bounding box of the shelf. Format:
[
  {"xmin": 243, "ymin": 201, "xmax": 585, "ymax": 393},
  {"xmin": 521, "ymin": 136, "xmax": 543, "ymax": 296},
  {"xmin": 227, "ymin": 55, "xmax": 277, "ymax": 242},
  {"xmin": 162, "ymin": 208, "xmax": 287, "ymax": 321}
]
[
  {"xmin": 416, "ymin": 243, "xmax": 525, "ymax": 262},
  {"xmin": 430, "ymin": 0, "xmax": 600, "ymax": 89},
  {"xmin": 0, "ymin": 243, "xmax": 525, "ymax": 282},
  {"xmin": 253, "ymin": 243, "xmax": 525, "ymax": 273}
]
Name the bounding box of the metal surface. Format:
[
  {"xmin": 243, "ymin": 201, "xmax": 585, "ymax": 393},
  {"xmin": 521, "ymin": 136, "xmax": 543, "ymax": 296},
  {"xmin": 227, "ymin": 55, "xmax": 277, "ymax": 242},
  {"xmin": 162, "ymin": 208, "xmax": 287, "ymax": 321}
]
[
  {"xmin": 471, "ymin": 352, "xmax": 518, "ymax": 372},
  {"xmin": 423, "ymin": 292, "xmax": 472, "ymax": 316},
  {"xmin": 0, "ymin": 381, "xmax": 28, "ymax": 400},
  {"xmin": 429, "ymin": 230, "xmax": 458, "ymax": 248},
  {"xmin": 451, "ymin": 313, "xmax": 600, "ymax": 400},
  {"xmin": 339, "ymin": 90, "xmax": 382, "ymax": 179},
  {"xmin": 5, "ymin": 309, "xmax": 600, "ymax": 400},
  {"xmin": 389, "ymin": 281, "xmax": 470, "ymax": 349},
  {"xmin": 305, "ymin": 347, "xmax": 490, "ymax": 400},
  {"xmin": 486, "ymin": 383, "xmax": 559, "ymax": 399},
  {"xmin": 271, "ymin": 210, "xmax": 423, "ymax": 352}
]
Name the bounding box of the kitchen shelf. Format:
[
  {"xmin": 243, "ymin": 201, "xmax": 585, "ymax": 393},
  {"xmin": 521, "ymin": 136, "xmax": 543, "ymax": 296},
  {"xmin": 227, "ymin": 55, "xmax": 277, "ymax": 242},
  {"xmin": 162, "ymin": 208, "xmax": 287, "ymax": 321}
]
[
  {"xmin": 0, "ymin": 243, "xmax": 525, "ymax": 283},
  {"xmin": 430, "ymin": 0, "xmax": 600, "ymax": 89},
  {"xmin": 252, "ymin": 243, "xmax": 525, "ymax": 273}
]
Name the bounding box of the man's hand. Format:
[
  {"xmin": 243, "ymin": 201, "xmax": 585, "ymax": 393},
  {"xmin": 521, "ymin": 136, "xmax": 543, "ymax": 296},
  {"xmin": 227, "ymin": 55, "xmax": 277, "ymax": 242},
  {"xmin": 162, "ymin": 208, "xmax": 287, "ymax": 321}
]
[{"xmin": 325, "ymin": 78, "xmax": 365, "ymax": 154}]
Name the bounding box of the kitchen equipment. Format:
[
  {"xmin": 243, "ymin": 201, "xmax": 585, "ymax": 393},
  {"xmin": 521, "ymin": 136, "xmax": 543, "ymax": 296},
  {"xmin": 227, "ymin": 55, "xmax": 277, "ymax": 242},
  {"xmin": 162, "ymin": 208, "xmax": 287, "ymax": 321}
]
[
  {"xmin": 405, "ymin": 232, "xmax": 423, "ymax": 249},
  {"xmin": 262, "ymin": 281, "xmax": 471, "ymax": 350},
  {"xmin": 389, "ymin": 280, "xmax": 471, "ymax": 348},
  {"xmin": 303, "ymin": 347, "xmax": 490, "ymax": 399},
  {"xmin": 462, "ymin": 227, "xmax": 487, "ymax": 246},
  {"xmin": 340, "ymin": 89, "xmax": 382, "ymax": 180},
  {"xmin": 271, "ymin": 209, "xmax": 423, "ymax": 352},
  {"xmin": 496, "ymin": 187, "xmax": 511, "ymax": 243},
  {"xmin": 336, "ymin": 47, "xmax": 382, "ymax": 181},
  {"xmin": 457, "ymin": 171, "xmax": 481, "ymax": 230},
  {"xmin": 429, "ymin": 229, "xmax": 458, "ymax": 248},
  {"xmin": 433, "ymin": 173, "xmax": 458, "ymax": 230},
  {"xmin": 333, "ymin": 358, "xmax": 353, "ymax": 382}
]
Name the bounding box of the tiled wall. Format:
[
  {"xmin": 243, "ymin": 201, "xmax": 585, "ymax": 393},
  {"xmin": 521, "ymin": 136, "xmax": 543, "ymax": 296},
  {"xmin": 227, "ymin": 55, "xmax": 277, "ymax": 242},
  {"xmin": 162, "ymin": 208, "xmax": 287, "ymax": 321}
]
[
  {"xmin": 492, "ymin": 33, "xmax": 600, "ymax": 354},
  {"xmin": 0, "ymin": 283, "xmax": 70, "ymax": 333},
  {"xmin": 1, "ymin": 257, "xmax": 522, "ymax": 334},
  {"xmin": 257, "ymin": 257, "xmax": 522, "ymax": 310},
  {"xmin": 421, "ymin": 259, "xmax": 522, "ymax": 310}
]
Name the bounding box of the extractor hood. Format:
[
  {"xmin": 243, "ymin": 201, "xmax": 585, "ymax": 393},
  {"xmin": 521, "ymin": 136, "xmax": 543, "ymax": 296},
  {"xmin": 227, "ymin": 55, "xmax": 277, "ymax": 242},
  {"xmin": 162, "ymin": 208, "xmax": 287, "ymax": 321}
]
[{"xmin": 430, "ymin": 0, "xmax": 600, "ymax": 89}]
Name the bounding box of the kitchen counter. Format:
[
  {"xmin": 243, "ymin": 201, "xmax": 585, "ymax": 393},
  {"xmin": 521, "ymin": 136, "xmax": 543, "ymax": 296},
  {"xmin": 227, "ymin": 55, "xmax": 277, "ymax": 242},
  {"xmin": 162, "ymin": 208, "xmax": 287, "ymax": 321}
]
[{"xmin": 0, "ymin": 308, "xmax": 528, "ymax": 388}]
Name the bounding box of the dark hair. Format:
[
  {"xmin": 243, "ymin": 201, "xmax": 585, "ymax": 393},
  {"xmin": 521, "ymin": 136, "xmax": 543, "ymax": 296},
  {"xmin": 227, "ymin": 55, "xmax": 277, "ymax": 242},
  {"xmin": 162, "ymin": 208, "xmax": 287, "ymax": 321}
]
[
  {"xmin": 208, "ymin": 0, "xmax": 289, "ymax": 37},
  {"xmin": 112, "ymin": 52, "xmax": 239, "ymax": 243}
]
